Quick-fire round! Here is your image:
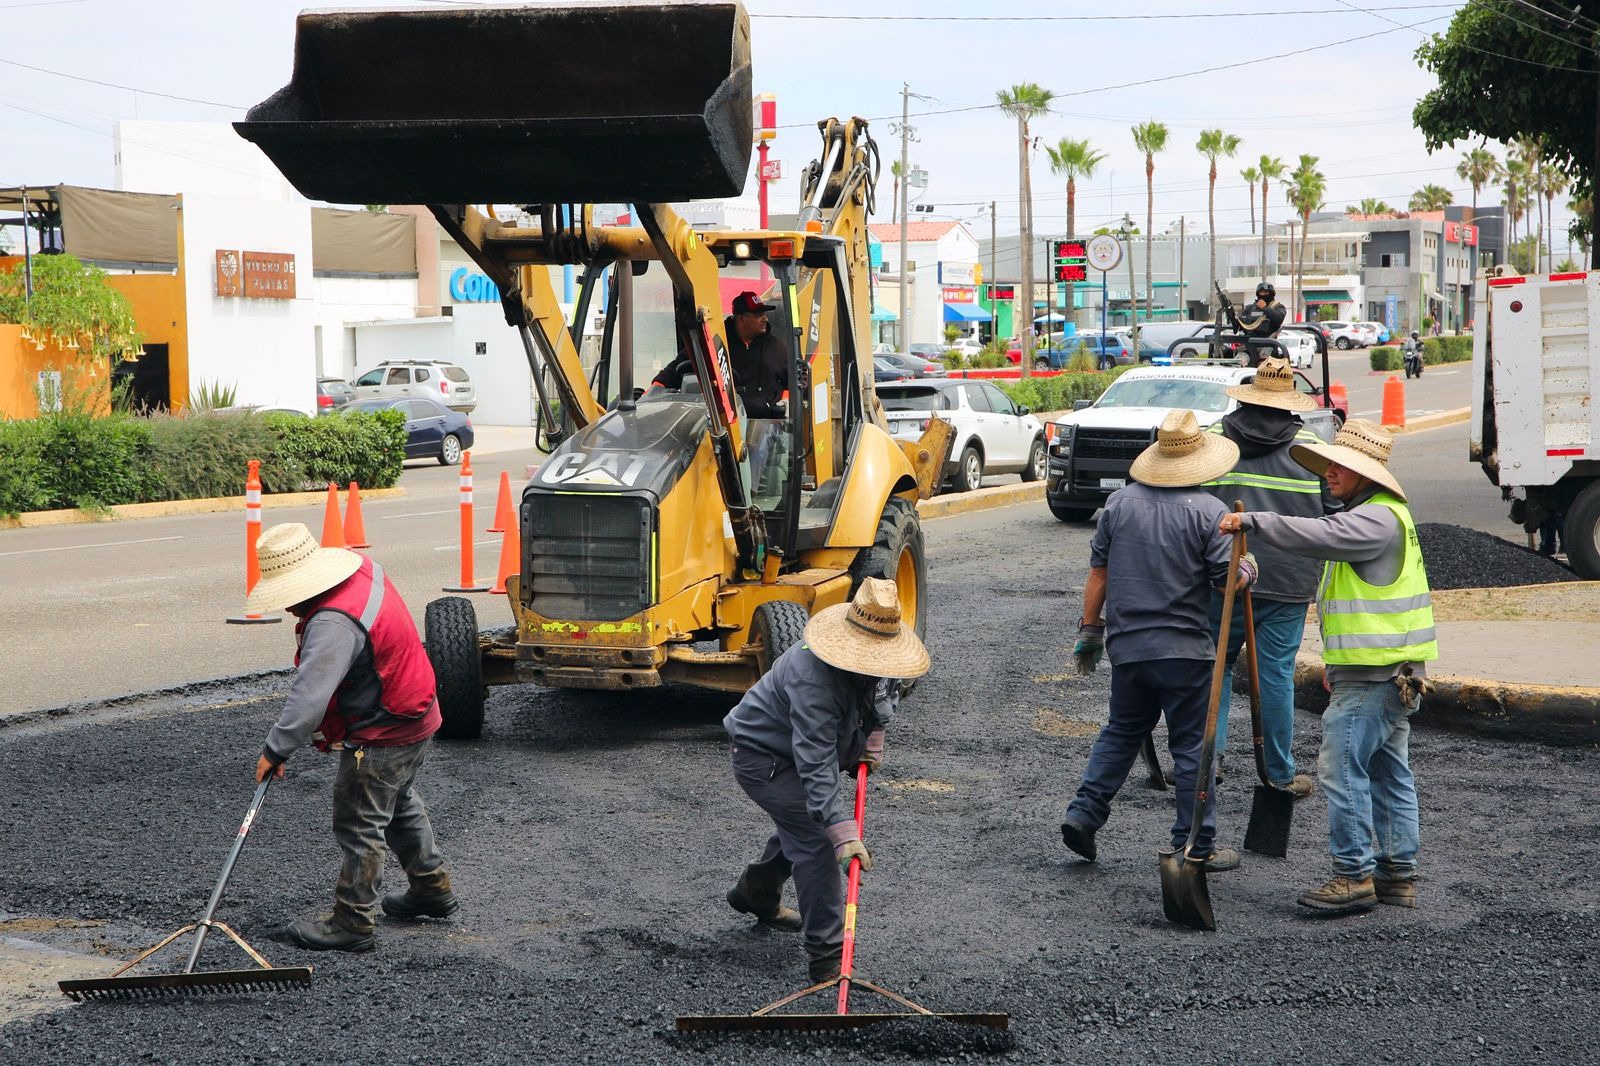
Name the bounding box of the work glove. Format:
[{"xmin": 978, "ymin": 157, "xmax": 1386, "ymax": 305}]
[
  {"xmin": 254, "ymin": 753, "xmax": 284, "ymax": 783},
  {"xmin": 835, "ymin": 839, "xmax": 873, "ymax": 874},
  {"xmin": 1073, "ymin": 623, "xmax": 1106, "ymax": 675},
  {"xmin": 1236, "ymin": 551, "xmax": 1258, "ymax": 590},
  {"xmin": 863, "ymin": 729, "xmax": 886, "ymax": 774}
]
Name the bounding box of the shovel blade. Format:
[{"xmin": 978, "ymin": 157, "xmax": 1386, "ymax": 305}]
[
  {"xmin": 1243, "ymin": 784, "xmax": 1295, "ymax": 858},
  {"xmin": 1158, "ymin": 851, "xmax": 1216, "ymax": 931}
]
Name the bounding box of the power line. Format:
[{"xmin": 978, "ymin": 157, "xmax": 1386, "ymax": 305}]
[
  {"xmin": 0, "ymin": 56, "xmax": 245, "ymax": 110},
  {"xmin": 750, "ymin": 5, "xmax": 1457, "ymax": 20},
  {"xmin": 1334, "ymin": 0, "xmax": 1600, "ymax": 70}
]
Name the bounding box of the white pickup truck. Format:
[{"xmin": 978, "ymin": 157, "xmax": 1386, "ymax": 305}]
[{"xmin": 1471, "ymin": 268, "xmax": 1600, "ymax": 577}]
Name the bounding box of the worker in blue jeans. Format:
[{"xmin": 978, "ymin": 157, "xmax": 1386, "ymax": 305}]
[
  {"xmin": 1201, "ymin": 358, "xmax": 1341, "ymax": 794},
  {"xmin": 1063, "ymin": 410, "xmax": 1256, "ymax": 871}
]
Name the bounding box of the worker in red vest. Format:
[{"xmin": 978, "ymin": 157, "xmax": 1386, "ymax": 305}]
[{"xmin": 247, "ymin": 523, "xmax": 457, "ymax": 952}]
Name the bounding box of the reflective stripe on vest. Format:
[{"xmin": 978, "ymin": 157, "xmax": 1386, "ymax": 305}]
[
  {"xmin": 1202, "ymin": 423, "xmax": 1325, "ymax": 494},
  {"xmin": 1318, "ymin": 492, "xmax": 1438, "ymax": 666}
]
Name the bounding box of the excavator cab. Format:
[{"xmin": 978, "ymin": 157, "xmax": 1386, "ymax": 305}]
[{"xmin": 238, "ymin": 2, "xmax": 950, "ymax": 736}]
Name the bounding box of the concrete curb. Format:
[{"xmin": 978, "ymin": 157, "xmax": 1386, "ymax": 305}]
[
  {"xmin": 1290, "ymin": 654, "xmax": 1599, "ymax": 747},
  {"xmin": 0, "ymin": 487, "xmax": 407, "ymax": 530},
  {"xmin": 1386, "ymin": 406, "xmax": 1471, "ymax": 435},
  {"xmin": 917, "ymin": 481, "xmax": 1044, "ymax": 519}
]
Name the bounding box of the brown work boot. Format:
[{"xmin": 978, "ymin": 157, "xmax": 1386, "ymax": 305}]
[
  {"xmin": 727, "ymin": 877, "xmax": 802, "ymax": 932},
  {"xmin": 382, "ymin": 886, "xmax": 460, "ymax": 921},
  {"xmin": 807, "ymin": 954, "xmax": 842, "ymax": 984},
  {"xmin": 1374, "ymin": 876, "xmax": 1417, "ymax": 908},
  {"xmin": 287, "ymin": 915, "xmax": 377, "ymax": 953},
  {"xmin": 1275, "ymin": 774, "xmax": 1314, "ymax": 799},
  {"xmin": 1297, "ymin": 875, "xmax": 1378, "ymax": 915},
  {"xmin": 1201, "ymin": 847, "xmax": 1241, "ymax": 873}
]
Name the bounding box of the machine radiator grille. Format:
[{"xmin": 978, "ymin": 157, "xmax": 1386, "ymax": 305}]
[{"xmin": 524, "ymin": 494, "xmax": 652, "ymax": 622}]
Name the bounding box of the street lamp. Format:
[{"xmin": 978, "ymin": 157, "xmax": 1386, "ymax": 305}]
[{"xmin": 1118, "ymin": 214, "xmax": 1138, "ymax": 345}]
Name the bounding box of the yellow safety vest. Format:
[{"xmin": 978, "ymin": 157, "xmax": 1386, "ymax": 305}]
[{"xmin": 1318, "ymin": 491, "xmax": 1438, "ymax": 666}]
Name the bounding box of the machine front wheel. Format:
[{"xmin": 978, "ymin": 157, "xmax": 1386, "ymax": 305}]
[{"xmin": 849, "ymin": 497, "xmax": 928, "ymax": 693}]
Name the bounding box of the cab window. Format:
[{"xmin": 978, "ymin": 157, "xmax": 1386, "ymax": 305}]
[
  {"xmin": 385, "ymin": 368, "xmax": 410, "ymax": 385},
  {"xmin": 355, "ymin": 369, "xmax": 384, "ymax": 387}
]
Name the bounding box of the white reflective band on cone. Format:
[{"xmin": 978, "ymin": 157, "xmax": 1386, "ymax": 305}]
[
  {"xmin": 459, "ymin": 477, "xmax": 472, "ymax": 489},
  {"xmin": 461, "ymin": 493, "xmax": 473, "ymax": 504},
  {"xmin": 245, "ymin": 489, "xmax": 261, "ymax": 504}
]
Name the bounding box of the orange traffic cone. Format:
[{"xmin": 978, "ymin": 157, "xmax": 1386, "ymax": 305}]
[
  {"xmin": 1329, "ymin": 379, "xmax": 1349, "ymax": 414},
  {"xmin": 1380, "ymin": 374, "xmax": 1406, "ymax": 429},
  {"xmin": 487, "ymin": 470, "xmax": 512, "ymax": 533},
  {"xmin": 490, "ymin": 518, "xmax": 521, "ymax": 595},
  {"xmin": 320, "ymin": 483, "xmax": 348, "ymax": 548},
  {"xmin": 343, "ymin": 480, "xmax": 370, "ymax": 548}
]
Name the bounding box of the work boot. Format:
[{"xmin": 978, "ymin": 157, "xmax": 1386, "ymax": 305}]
[
  {"xmin": 1374, "ymin": 876, "xmax": 1417, "ymax": 908},
  {"xmin": 807, "ymin": 954, "xmax": 842, "ymax": 984},
  {"xmin": 287, "ymin": 915, "xmax": 377, "ymax": 953},
  {"xmin": 1060, "ymin": 815, "xmax": 1097, "ymax": 862},
  {"xmin": 1201, "ymin": 847, "xmax": 1241, "ymax": 873},
  {"xmin": 726, "ymin": 872, "xmax": 802, "ymax": 932},
  {"xmin": 1274, "ymin": 774, "xmax": 1315, "ymax": 799},
  {"xmin": 1297, "ymin": 875, "xmax": 1378, "ymax": 915},
  {"xmin": 382, "ymin": 886, "xmax": 460, "ymax": 921}
]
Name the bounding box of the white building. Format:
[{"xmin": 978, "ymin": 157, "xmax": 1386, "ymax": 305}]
[{"xmin": 868, "ymin": 221, "xmax": 987, "ymax": 346}]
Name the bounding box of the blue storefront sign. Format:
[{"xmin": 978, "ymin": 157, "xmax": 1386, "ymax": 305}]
[
  {"xmin": 1384, "ymin": 293, "xmax": 1398, "ymax": 331},
  {"xmin": 449, "ymin": 267, "xmax": 501, "ymax": 303}
]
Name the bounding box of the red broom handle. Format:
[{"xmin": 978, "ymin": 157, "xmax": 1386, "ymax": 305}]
[{"xmin": 836, "ymin": 762, "xmax": 869, "ymax": 1015}]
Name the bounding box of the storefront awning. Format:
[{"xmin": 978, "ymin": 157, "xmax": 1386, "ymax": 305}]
[
  {"xmin": 871, "ymin": 303, "xmax": 896, "ymax": 322},
  {"xmin": 945, "ymin": 302, "xmax": 992, "ymax": 322},
  {"xmin": 1303, "ymin": 289, "xmax": 1354, "ymax": 302}
]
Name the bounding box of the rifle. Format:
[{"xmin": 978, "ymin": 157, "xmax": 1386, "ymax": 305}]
[{"xmin": 1214, "ymin": 281, "xmax": 1245, "ymax": 332}]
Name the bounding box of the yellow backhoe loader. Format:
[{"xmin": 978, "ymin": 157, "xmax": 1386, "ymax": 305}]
[{"xmin": 237, "ymin": 1, "xmax": 951, "ymax": 737}]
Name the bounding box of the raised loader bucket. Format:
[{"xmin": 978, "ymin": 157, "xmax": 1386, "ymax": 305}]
[{"xmin": 235, "ymin": 2, "xmax": 753, "ymax": 205}]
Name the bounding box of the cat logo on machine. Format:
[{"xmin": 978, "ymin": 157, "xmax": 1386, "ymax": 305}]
[{"xmin": 539, "ymin": 451, "xmax": 648, "ymax": 487}]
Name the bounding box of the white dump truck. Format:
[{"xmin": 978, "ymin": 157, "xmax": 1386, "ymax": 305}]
[{"xmin": 1471, "ymin": 268, "xmax": 1600, "ymax": 578}]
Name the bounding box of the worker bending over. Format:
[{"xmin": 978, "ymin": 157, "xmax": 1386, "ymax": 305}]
[
  {"xmin": 1219, "ymin": 419, "xmax": 1436, "ymax": 914},
  {"xmin": 722, "ymin": 579, "xmax": 928, "ymax": 983},
  {"xmin": 249, "ymin": 523, "xmax": 457, "ymax": 952},
  {"xmin": 1062, "ymin": 410, "xmax": 1256, "ymax": 872}
]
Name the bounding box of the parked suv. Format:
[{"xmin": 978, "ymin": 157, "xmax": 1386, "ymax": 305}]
[
  {"xmin": 878, "ymin": 379, "xmax": 1046, "ymax": 492},
  {"xmin": 1322, "ymin": 321, "xmax": 1371, "ymax": 350},
  {"xmin": 1044, "ymin": 364, "xmax": 1341, "ymax": 522},
  {"xmin": 353, "ymin": 359, "xmax": 477, "ymax": 413}
]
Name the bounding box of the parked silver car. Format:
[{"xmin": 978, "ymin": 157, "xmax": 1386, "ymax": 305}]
[{"xmin": 353, "ymin": 359, "xmax": 477, "ymax": 413}]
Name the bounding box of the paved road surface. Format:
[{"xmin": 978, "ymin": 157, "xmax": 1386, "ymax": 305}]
[{"xmin": 1, "ymin": 503, "xmax": 1594, "ymax": 1064}]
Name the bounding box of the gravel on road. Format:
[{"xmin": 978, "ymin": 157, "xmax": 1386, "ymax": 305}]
[
  {"xmin": 1, "ymin": 507, "xmax": 1596, "ymax": 1064},
  {"xmin": 1417, "ymin": 522, "xmax": 1576, "ymax": 589}
]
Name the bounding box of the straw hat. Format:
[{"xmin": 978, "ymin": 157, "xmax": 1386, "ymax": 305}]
[
  {"xmin": 1225, "ymin": 357, "xmax": 1317, "ymax": 412},
  {"xmin": 1290, "ymin": 418, "xmax": 1406, "ymax": 501},
  {"xmin": 803, "ymin": 577, "xmax": 930, "ymax": 679},
  {"xmin": 244, "ymin": 522, "xmax": 363, "ymax": 614},
  {"xmin": 1129, "ymin": 409, "xmax": 1240, "ymax": 488}
]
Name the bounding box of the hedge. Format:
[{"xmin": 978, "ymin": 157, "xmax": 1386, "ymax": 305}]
[
  {"xmin": 995, "ymin": 366, "xmax": 1134, "ymax": 413},
  {"xmin": 0, "ymin": 408, "xmax": 406, "ymax": 517},
  {"xmin": 1369, "ymin": 334, "xmax": 1473, "ymax": 372}
]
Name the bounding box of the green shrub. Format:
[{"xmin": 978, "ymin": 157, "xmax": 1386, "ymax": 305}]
[
  {"xmin": 996, "ymin": 365, "xmax": 1133, "ymax": 414},
  {"xmin": 941, "ymin": 350, "xmax": 964, "ymax": 370},
  {"xmin": 974, "ymin": 350, "xmax": 1008, "ymax": 369},
  {"xmin": 1422, "ymin": 335, "xmax": 1472, "ymax": 365},
  {"xmin": 0, "ymin": 407, "xmax": 407, "ymax": 515},
  {"xmin": 1370, "ymin": 347, "xmax": 1403, "ymax": 372}
]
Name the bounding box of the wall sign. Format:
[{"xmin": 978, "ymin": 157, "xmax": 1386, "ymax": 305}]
[
  {"xmin": 942, "ymin": 286, "xmax": 977, "ymax": 304},
  {"xmin": 216, "ymin": 250, "xmax": 295, "ymax": 298},
  {"xmin": 450, "ymin": 267, "xmax": 502, "ymax": 303}
]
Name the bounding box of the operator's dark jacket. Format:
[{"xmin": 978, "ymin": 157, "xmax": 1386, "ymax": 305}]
[{"xmin": 650, "ymin": 315, "xmax": 789, "ymax": 418}]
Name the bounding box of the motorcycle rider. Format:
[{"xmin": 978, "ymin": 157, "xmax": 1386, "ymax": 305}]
[{"xmin": 1402, "ymin": 330, "xmax": 1424, "ymax": 378}]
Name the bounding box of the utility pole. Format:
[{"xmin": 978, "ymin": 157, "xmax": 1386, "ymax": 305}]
[
  {"xmin": 1177, "ymin": 216, "xmax": 1186, "ymax": 321},
  {"xmin": 989, "ymin": 200, "xmax": 997, "ymax": 343},
  {"xmin": 897, "ymin": 83, "xmax": 911, "ymax": 355},
  {"xmin": 1121, "ymin": 214, "xmax": 1138, "ymax": 346}
]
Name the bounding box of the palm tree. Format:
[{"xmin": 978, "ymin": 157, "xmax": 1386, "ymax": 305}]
[
  {"xmin": 1240, "ymin": 165, "xmax": 1260, "ymax": 235},
  {"xmin": 1285, "ymin": 154, "xmax": 1326, "ymax": 322},
  {"xmin": 1456, "ymin": 147, "xmax": 1500, "ymax": 292},
  {"xmin": 888, "ymin": 160, "xmax": 903, "ymax": 224},
  {"xmin": 1196, "ymin": 129, "xmax": 1241, "ymax": 315},
  {"xmin": 998, "ymin": 82, "xmax": 1055, "ymax": 378},
  {"xmin": 1569, "ymin": 191, "xmax": 1592, "ymax": 263},
  {"xmin": 1347, "ymin": 198, "xmax": 1395, "ymax": 218},
  {"xmin": 1131, "ymin": 120, "xmax": 1170, "ymax": 326},
  {"xmin": 1045, "ymin": 137, "xmax": 1106, "ymax": 329},
  {"xmin": 1504, "ymin": 155, "xmax": 1528, "ymax": 250},
  {"xmin": 1257, "ymin": 155, "xmax": 1286, "ymax": 284},
  {"xmin": 1514, "ymin": 136, "xmax": 1543, "ymax": 271},
  {"xmin": 1540, "ymin": 163, "xmax": 1569, "ymax": 274},
  {"xmin": 1408, "ymin": 184, "xmax": 1454, "ymax": 213}
]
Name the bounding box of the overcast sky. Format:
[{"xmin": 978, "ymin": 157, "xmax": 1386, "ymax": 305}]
[{"xmin": 0, "ymin": 1, "xmax": 1576, "ymax": 250}]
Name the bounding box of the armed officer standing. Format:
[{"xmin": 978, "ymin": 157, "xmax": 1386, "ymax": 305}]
[{"xmin": 1232, "ymin": 282, "xmax": 1287, "ymax": 366}]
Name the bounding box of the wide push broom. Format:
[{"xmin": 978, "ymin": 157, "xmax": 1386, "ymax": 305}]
[
  {"xmin": 676, "ymin": 762, "xmax": 1008, "ymax": 1033},
  {"xmin": 59, "ymin": 778, "xmax": 313, "ymax": 1001}
]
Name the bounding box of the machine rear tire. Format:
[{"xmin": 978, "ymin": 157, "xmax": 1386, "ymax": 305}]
[
  {"xmin": 1562, "ymin": 480, "xmax": 1600, "ymax": 580},
  {"xmin": 849, "ymin": 497, "xmax": 928, "ymax": 693},
  {"xmin": 750, "ymin": 600, "xmax": 809, "ymax": 676},
  {"xmin": 425, "ymin": 596, "xmax": 485, "ymax": 740}
]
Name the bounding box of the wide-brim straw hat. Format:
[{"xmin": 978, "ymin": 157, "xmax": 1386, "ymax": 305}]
[
  {"xmin": 1129, "ymin": 409, "xmax": 1240, "ymax": 488},
  {"xmin": 803, "ymin": 577, "xmax": 930, "ymax": 679},
  {"xmin": 1225, "ymin": 356, "xmax": 1317, "ymax": 412},
  {"xmin": 1290, "ymin": 417, "xmax": 1407, "ymax": 501},
  {"xmin": 244, "ymin": 522, "xmax": 363, "ymax": 614}
]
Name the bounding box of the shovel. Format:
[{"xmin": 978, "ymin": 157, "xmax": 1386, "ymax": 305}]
[
  {"xmin": 1158, "ymin": 503, "xmax": 1245, "ymax": 932},
  {"xmin": 1241, "ymin": 577, "xmax": 1295, "ymax": 858}
]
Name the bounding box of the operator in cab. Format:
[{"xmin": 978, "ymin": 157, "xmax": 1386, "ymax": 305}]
[{"xmin": 650, "ymin": 290, "xmax": 793, "ymax": 417}]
